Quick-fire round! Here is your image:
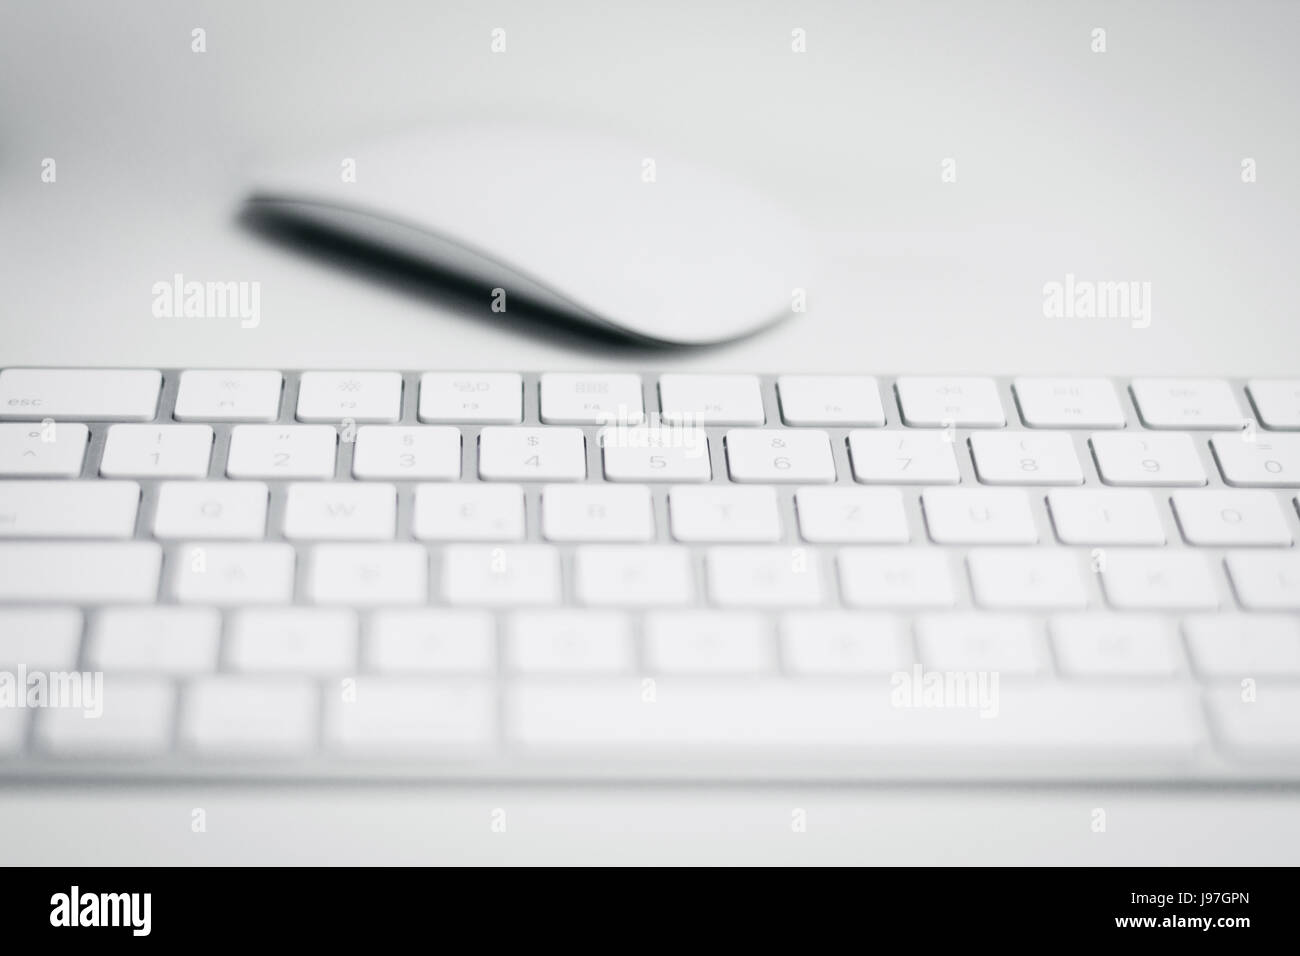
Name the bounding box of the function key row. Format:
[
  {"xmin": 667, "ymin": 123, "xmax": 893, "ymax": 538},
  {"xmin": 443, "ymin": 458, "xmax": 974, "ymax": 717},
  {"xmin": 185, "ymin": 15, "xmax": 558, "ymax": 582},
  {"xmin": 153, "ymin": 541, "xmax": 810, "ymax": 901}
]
[{"xmin": 4, "ymin": 368, "xmax": 1300, "ymax": 430}]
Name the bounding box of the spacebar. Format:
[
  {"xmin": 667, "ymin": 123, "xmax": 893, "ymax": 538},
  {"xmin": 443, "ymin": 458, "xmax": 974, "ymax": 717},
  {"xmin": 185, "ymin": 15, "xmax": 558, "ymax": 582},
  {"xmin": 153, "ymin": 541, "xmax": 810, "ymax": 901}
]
[{"xmin": 507, "ymin": 681, "xmax": 1204, "ymax": 758}]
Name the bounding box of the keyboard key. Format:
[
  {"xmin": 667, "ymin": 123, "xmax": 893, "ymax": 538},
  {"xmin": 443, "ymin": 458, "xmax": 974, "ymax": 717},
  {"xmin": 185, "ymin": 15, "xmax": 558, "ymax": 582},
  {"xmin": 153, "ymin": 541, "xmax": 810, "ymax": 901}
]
[
  {"xmin": 0, "ymin": 480, "xmax": 139, "ymax": 537},
  {"xmin": 283, "ymin": 483, "xmax": 396, "ymax": 539},
  {"xmin": 413, "ymin": 484, "xmax": 525, "ymax": 541},
  {"xmin": 1184, "ymin": 615, "xmax": 1300, "ymax": 678},
  {"xmin": 86, "ymin": 607, "xmax": 220, "ymax": 674},
  {"xmin": 0, "ymin": 607, "xmax": 82, "ymax": 668},
  {"xmin": 180, "ymin": 678, "xmax": 317, "ymax": 755},
  {"xmin": 1050, "ymin": 614, "xmax": 1181, "ymax": 676},
  {"xmin": 669, "ymin": 485, "xmax": 781, "ymax": 542},
  {"xmin": 573, "ymin": 545, "xmax": 695, "ymax": 605},
  {"xmin": 896, "ymin": 376, "xmax": 1004, "ymax": 428},
  {"xmin": 507, "ymin": 682, "xmax": 1203, "ymax": 756},
  {"xmin": 173, "ymin": 369, "xmax": 283, "ymax": 422},
  {"xmin": 777, "ymin": 375, "xmax": 886, "ymax": 426},
  {"xmin": 848, "ymin": 430, "xmax": 960, "ymax": 484},
  {"xmin": 644, "ymin": 610, "xmax": 772, "ymax": 673},
  {"xmin": 226, "ymin": 424, "xmax": 337, "ymax": 479},
  {"xmin": 725, "ymin": 429, "xmax": 836, "ymax": 483},
  {"xmin": 0, "ymin": 422, "xmax": 87, "ymax": 476},
  {"xmin": 0, "ymin": 368, "xmax": 161, "ymax": 421},
  {"xmin": 916, "ymin": 613, "xmax": 1044, "ymax": 674},
  {"xmin": 228, "ymin": 608, "xmax": 357, "ymax": 674},
  {"xmin": 1091, "ymin": 432, "xmax": 1207, "ymax": 486},
  {"xmin": 100, "ymin": 423, "xmax": 213, "ymax": 478},
  {"xmin": 1224, "ymin": 551, "xmax": 1300, "ymax": 609},
  {"xmin": 296, "ymin": 371, "xmax": 402, "ymax": 422},
  {"xmin": 1171, "ymin": 490, "xmax": 1291, "ymax": 546},
  {"xmin": 658, "ymin": 374, "xmax": 765, "ymax": 425},
  {"xmin": 1211, "ymin": 432, "xmax": 1300, "ymax": 487},
  {"xmin": 35, "ymin": 677, "xmax": 174, "ymax": 755},
  {"xmin": 507, "ymin": 610, "xmax": 635, "ymax": 673},
  {"xmin": 1131, "ymin": 378, "xmax": 1247, "ymax": 430},
  {"xmin": 307, "ymin": 543, "xmax": 428, "ymax": 605},
  {"xmin": 922, "ymin": 487, "xmax": 1038, "ymax": 544},
  {"xmin": 539, "ymin": 373, "xmax": 644, "ymax": 425},
  {"xmin": 1247, "ymin": 379, "xmax": 1300, "ymax": 430},
  {"xmin": 600, "ymin": 427, "xmax": 711, "ymax": 481},
  {"xmin": 1012, "ymin": 377, "xmax": 1126, "ymax": 429},
  {"xmin": 1046, "ymin": 488, "xmax": 1166, "ymax": 545},
  {"xmin": 541, "ymin": 484, "xmax": 654, "ymax": 541},
  {"xmin": 152, "ymin": 481, "xmax": 268, "ymax": 539},
  {"xmin": 170, "ymin": 542, "xmax": 295, "ymax": 604},
  {"xmin": 325, "ymin": 680, "xmax": 495, "ymax": 753},
  {"xmin": 780, "ymin": 611, "xmax": 911, "ymax": 674},
  {"xmin": 419, "ymin": 372, "xmax": 522, "ymax": 424},
  {"xmin": 0, "ymin": 542, "xmax": 160, "ymax": 603},
  {"xmin": 706, "ymin": 546, "xmax": 825, "ymax": 606},
  {"xmin": 967, "ymin": 548, "xmax": 1088, "ymax": 608},
  {"xmin": 366, "ymin": 609, "xmax": 496, "ymax": 673},
  {"xmin": 1207, "ymin": 687, "xmax": 1300, "ymax": 758},
  {"xmin": 351, "ymin": 425, "xmax": 461, "ymax": 480},
  {"xmin": 478, "ymin": 426, "xmax": 586, "ymax": 481},
  {"xmin": 969, "ymin": 431, "xmax": 1083, "ymax": 485},
  {"xmin": 441, "ymin": 544, "xmax": 561, "ymax": 605},
  {"xmin": 838, "ymin": 548, "xmax": 956, "ymax": 608},
  {"xmin": 794, "ymin": 487, "xmax": 910, "ymax": 543},
  {"xmin": 1101, "ymin": 550, "xmax": 1218, "ymax": 609}
]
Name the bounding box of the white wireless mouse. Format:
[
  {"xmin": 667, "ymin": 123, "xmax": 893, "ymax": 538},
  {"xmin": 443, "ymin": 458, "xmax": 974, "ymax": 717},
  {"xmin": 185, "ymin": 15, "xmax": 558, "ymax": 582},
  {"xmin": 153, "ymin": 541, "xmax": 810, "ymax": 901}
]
[{"xmin": 247, "ymin": 124, "xmax": 815, "ymax": 346}]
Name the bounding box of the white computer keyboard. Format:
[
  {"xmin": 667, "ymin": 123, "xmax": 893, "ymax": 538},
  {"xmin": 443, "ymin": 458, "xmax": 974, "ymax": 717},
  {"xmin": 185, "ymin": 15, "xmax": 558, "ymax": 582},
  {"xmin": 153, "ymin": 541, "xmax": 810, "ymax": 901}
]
[{"xmin": 0, "ymin": 367, "xmax": 1297, "ymax": 782}]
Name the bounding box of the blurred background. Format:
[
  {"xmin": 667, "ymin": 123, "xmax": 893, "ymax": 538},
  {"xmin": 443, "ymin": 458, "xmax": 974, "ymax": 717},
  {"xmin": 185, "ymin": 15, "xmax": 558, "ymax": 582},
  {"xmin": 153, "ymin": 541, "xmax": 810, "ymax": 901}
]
[{"xmin": 2, "ymin": 0, "xmax": 1297, "ymax": 372}]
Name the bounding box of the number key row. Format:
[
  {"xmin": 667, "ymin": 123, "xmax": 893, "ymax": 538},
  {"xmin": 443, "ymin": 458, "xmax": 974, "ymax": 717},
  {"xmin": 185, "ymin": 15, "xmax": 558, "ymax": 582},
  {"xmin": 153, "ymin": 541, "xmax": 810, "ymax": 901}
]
[{"xmin": 6, "ymin": 422, "xmax": 1300, "ymax": 487}]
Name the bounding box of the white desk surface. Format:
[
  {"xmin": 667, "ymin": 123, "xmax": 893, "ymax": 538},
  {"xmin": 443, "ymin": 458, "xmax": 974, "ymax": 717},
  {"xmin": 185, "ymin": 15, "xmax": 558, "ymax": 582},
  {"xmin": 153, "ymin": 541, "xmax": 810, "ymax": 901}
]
[{"xmin": 2, "ymin": 0, "xmax": 1297, "ymax": 864}]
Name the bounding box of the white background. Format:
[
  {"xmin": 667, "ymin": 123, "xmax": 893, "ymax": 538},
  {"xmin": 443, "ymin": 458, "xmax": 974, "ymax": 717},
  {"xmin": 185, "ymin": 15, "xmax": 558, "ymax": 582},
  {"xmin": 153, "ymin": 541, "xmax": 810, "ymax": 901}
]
[{"xmin": 2, "ymin": 0, "xmax": 1297, "ymax": 863}]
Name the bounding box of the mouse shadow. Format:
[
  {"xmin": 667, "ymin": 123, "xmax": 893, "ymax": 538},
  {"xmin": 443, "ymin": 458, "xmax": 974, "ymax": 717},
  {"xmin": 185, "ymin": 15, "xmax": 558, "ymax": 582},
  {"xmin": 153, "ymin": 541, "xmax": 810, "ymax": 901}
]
[{"xmin": 238, "ymin": 203, "xmax": 726, "ymax": 359}]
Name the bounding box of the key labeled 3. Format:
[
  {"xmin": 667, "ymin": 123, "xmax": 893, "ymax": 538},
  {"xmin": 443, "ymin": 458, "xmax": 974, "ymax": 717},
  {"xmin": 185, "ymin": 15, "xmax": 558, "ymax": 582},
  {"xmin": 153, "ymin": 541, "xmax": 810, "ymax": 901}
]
[{"xmin": 352, "ymin": 425, "xmax": 461, "ymax": 480}]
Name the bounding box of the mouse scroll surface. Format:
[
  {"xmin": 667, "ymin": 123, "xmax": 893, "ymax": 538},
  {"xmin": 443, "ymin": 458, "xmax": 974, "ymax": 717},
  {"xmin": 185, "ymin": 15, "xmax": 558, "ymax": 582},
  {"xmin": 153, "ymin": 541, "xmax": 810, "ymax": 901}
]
[{"xmin": 248, "ymin": 124, "xmax": 816, "ymax": 345}]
